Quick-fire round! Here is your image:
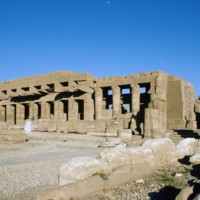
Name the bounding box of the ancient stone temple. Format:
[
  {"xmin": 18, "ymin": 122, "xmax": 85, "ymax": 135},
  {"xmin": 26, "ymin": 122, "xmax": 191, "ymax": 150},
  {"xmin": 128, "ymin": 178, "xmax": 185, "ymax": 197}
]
[{"xmin": 0, "ymin": 70, "xmax": 197, "ymax": 137}]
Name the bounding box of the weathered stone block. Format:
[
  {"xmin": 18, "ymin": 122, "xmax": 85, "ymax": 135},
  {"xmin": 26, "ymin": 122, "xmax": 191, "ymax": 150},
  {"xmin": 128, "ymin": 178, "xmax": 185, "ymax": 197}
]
[
  {"xmin": 0, "ymin": 129, "xmax": 27, "ymax": 144},
  {"xmin": 118, "ymin": 129, "xmax": 133, "ymax": 145},
  {"xmin": 59, "ymin": 157, "xmax": 101, "ymax": 185},
  {"xmin": 57, "ymin": 122, "xmax": 68, "ymax": 133},
  {"xmin": 176, "ymin": 138, "xmax": 198, "ymax": 159},
  {"xmin": 47, "ymin": 122, "xmax": 57, "ymax": 132}
]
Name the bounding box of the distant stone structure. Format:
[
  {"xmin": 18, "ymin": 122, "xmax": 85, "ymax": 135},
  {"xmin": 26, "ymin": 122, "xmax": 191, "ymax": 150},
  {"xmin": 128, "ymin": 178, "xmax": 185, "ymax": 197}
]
[{"xmin": 0, "ymin": 70, "xmax": 197, "ymax": 137}]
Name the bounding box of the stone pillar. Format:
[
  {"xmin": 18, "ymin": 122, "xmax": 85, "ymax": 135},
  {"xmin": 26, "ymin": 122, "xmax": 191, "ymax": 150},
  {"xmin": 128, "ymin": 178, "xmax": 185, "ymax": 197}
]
[
  {"xmin": 29, "ymin": 102, "xmax": 34, "ymax": 120},
  {"xmin": 41, "ymin": 101, "xmax": 46, "ymax": 120},
  {"xmin": 112, "ymin": 85, "xmax": 121, "ymax": 116},
  {"xmin": 144, "ymin": 108, "xmax": 160, "ymax": 138},
  {"xmin": 54, "ymin": 101, "xmax": 63, "ymax": 120},
  {"xmin": 7, "ymin": 104, "xmax": 14, "ymax": 125},
  {"xmin": 84, "ymin": 93, "xmax": 94, "ymax": 120},
  {"xmin": 16, "ymin": 104, "xmax": 24, "ymax": 124},
  {"xmin": 68, "ymin": 99, "xmax": 78, "ymax": 121},
  {"xmin": 95, "ymin": 88, "xmax": 103, "ymax": 120},
  {"xmin": 131, "ymin": 84, "xmax": 140, "ymax": 114},
  {"xmin": 0, "ymin": 105, "xmax": 6, "ymax": 122},
  {"xmin": 54, "ymin": 101, "xmax": 59, "ymax": 120}
]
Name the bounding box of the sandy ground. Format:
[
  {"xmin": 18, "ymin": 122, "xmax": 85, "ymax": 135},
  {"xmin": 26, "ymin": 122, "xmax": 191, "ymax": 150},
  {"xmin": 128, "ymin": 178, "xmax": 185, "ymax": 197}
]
[{"xmin": 0, "ymin": 132, "xmax": 106, "ymax": 200}]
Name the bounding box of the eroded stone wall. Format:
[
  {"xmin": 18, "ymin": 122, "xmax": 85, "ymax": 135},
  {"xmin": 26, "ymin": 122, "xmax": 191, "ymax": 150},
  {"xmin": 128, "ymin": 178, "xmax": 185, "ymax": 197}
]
[{"xmin": 0, "ymin": 70, "xmax": 197, "ymax": 136}]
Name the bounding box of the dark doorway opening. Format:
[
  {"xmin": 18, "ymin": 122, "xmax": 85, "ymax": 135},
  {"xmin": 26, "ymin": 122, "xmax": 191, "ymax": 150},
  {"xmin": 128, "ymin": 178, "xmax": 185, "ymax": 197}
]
[
  {"xmin": 76, "ymin": 100, "xmax": 84, "ymax": 120},
  {"xmin": 12, "ymin": 104, "xmax": 17, "ymax": 125},
  {"xmin": 139, "ymin": 83, "xmax": 151, "ymax": 110},
  {"xmin": 23, "ymin": 104, "xmax": 30, "ymax": 120},
  {"xmin": 62, "ymin": 100, "xmax": 69, "ymax": 121},
  {"xmin": 36, "ymin": 103, "xmax": 41, "ymax": 119},
  {"xmin": 48, "ymin": 102, "xmax": 54, "ymax": 119}
]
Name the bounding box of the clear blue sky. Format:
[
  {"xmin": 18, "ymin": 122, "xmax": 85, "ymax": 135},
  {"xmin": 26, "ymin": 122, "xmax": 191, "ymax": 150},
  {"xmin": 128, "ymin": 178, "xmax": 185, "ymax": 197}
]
[{"xmin": 0, "ymin": 0, "xmax": 200, "ymax": 96}]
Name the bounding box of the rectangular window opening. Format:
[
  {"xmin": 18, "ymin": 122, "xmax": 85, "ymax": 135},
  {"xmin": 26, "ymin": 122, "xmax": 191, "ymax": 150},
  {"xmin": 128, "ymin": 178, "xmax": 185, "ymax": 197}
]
[
  {"xmin": 22, "ymin": 87, "xmax": 30, "ymax": 91},
  {"xmin": 11, "ymin": 89, "xmax": 17, "ymax": 92},
  {"xmin": 47, "ymin": 84, "xmax": 55, "ymax": 92},
  {"xmin": 2, "ymin": 90, "xmax": 7, "ymax": 95},
  {"xmin": 60, "ymin": 81, "xmax": 68, "ymax": 87},
  {"xmin": 102, "ymin": 87, "xmax": 112, "ymax": 110},
  {"xmin": 34, "ymin": 85, "xmax": 41, "ymax": 90},
  {"xmin": 122, "ymin": 88, "xmax": 131, "ymax": 94}
]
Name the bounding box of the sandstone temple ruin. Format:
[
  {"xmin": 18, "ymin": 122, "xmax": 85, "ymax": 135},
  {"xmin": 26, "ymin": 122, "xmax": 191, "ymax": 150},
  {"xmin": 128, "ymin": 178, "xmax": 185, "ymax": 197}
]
[{"xmin": 0, "ymin": 70, "xmax": 197, "ymax": 137}]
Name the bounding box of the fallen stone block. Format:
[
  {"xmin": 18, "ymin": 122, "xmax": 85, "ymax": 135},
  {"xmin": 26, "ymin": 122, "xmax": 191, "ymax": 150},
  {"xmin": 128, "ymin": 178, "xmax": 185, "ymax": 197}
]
[
  {"xmin": 59, "ymin": 156, "xmax": 101, "ymax": 185},
  {"xmin": 100, "ymin": 144, "xmax": 131, "ymax": 170},
  {"xmin": 190, "ymin": 152, "xmax": 200, "ymax": 165},
  {"xmin": 175, "ymin": 186, "xmax": 193, "ymax": 200},
  {"xmin": 37, "ymin": 175, "xmax": 104, "ymax": 200},
  {"xmin": 143, "ymin": 138, "xmax": 177, "ymax": 167},
  {"xmin": 176, "ymin": 138, "xmax": 198, "ymax": 159}
]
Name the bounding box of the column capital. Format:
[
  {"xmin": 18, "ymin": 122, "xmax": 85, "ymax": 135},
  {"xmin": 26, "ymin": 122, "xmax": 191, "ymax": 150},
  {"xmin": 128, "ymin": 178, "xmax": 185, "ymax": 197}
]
[{"xmin": 95, "ymin": 87, "xmax": 102, "ymax": 95}]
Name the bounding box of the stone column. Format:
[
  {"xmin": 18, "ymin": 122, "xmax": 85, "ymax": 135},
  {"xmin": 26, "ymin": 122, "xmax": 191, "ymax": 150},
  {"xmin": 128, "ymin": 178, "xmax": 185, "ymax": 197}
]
[
  {"xmin": 54, "ymin": 101, "xmax": 59, "ymax": 120},
  {"xmin": 0, "ymin": 105, "xmax": 6, "ymax": 122},
  {"xmin": 112, "ymin": 85, "xmax": 121, "ymax": 116},
  {"xmin": 29, "ymin": 102, "xmax": 34, "ymax": 120},
  {"xmin": 84, "ymin": 93, "xmax": 94, "ymax": 120},
  {"xmin": 95, "ymin": 88, "xmax": 103, "ymax": 120},
  {"xmin": 16, "ymin": 104, "xmax": 24, "ymax": 124},
  {"xmin": 41, "ymin": 101, "xmax": 46, "ymax": 120},
  {"xmin": 33, "ymin": 103, "xmax": 38, "ymax": 120},
  {"xmin": 68, "ymin": 99, "xmax": 78, "ymax": 121},
  {"xmin": 131, "ymin": 84, "xmax": 140, "ymax": 114},
  {"xmin": 7, "ymin": 104, "xmax": 14, "ymax": 125}
]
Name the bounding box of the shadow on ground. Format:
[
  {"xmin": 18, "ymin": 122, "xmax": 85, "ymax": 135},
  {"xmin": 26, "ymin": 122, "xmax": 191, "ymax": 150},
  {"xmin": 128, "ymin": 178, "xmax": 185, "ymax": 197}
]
[
  {"xmin": 178, "ymin": 156, "xmax": 191, "ymax": 165},
  {"xmin": 149, "ymin": 186, "xmax": 180, "ymax": 200},
  {"xmin": 173, "ymin": 129, "xmax": 200, "ymax": 139}
]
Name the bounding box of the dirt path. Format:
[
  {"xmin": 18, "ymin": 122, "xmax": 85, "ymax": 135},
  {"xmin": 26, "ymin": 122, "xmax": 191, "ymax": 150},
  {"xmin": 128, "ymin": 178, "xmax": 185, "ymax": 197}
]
[{"xmin": 0, "ymin": 132, "xmax": 106, "ymax": 200}]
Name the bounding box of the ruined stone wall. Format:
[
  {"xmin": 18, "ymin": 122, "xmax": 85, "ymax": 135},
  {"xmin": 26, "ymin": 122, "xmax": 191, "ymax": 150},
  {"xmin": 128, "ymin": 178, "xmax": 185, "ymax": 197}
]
[
  {"xmin": 167, "ymin": 75, "xmax": 196, "ymax": 130},
  {"xmin": 0, "ymin": 70, "xmax": 197, "ymax": 135}
]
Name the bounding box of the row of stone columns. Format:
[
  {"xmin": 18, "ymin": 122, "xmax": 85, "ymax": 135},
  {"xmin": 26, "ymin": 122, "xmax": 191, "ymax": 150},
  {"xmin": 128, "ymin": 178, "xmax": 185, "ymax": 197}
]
[
  {"xmin": 95, "ymin": 84, "xmax": 140, "ymax": 120},
  {"xmin": 0, "ymin": 94, "xmax": 95, "ymax": 124}
]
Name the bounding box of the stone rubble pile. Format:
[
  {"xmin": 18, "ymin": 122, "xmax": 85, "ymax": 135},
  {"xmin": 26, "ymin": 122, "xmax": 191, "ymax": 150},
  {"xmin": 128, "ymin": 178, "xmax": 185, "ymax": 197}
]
[{"xmin": 38, "ymin": 137, "xmax": 200, "ymax": 200}]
